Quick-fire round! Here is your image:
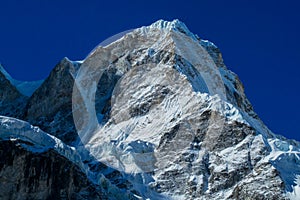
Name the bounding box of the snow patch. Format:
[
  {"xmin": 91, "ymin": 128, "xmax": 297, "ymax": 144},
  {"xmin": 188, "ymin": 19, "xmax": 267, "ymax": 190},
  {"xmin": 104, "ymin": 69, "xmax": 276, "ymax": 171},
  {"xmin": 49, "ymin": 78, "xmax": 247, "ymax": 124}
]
[
  {"xmin": 287, "ymin": 175, "xmax": 300, "ymax": 200},
  {"xmin": 140, "ymin": 19, "xmax": 198, "ymax": 41},
  {"xmin": 0, "ymin": 116, "xmax": 85, "ymax": 169}
]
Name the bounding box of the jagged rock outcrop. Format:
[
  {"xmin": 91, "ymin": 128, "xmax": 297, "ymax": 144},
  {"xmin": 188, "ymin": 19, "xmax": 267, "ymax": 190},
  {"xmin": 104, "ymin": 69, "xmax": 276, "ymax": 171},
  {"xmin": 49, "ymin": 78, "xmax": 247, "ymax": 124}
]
[
  {"xmin": 0, "ymin": 66, "xmax": 27, "ymax": 118},
  {"xmin": 23, "ymin": 58, "xmax": 81, "ymax": 145}
]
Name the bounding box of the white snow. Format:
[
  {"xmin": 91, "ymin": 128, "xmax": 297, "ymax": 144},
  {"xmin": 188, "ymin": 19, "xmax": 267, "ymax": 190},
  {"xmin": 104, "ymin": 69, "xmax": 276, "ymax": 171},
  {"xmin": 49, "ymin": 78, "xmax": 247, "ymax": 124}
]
[
  {"xmin": 146, "ymin": 19, "xmax": 198, "ymax": 41},
  {"xmin": 199, "ymin": 40, "xmax": 218, "ymax": 49},
  {"xmin": 287, "ymin": 175, "xmax": 300, "ymax": 200},
  {"xmin": 0, "ymin": 115, "xmax": 85, "ymax": 170}
]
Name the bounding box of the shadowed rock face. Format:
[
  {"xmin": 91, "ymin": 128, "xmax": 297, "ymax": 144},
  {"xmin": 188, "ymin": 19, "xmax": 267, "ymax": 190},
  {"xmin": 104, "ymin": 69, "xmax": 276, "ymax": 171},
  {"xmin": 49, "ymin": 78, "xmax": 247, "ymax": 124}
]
[
  {"xmin": 0, "ymin": 140, "xmax": 104, "ymax": 200},
  {"xmin": 23, "ymin": 58, "xmax": 80, "ymax": 145},
  {"xmin": 0, "ymin": 71, "xmax": 27, "ymax": 118}
]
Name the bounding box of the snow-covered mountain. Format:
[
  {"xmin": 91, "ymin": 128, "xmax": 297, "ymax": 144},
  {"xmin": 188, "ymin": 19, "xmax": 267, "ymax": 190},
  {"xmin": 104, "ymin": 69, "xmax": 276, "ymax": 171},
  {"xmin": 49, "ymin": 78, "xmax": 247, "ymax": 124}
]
[{"xmin": 0, "ymin": 19, "xmax": 299, "ymax": 199}]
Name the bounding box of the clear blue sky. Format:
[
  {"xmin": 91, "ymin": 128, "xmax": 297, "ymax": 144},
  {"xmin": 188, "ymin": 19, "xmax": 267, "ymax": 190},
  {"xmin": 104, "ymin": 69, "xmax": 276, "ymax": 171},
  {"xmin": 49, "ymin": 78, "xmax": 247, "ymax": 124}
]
[{"xmin": 0, "ymin": 0, "xmax": 299, "ymax": 141}]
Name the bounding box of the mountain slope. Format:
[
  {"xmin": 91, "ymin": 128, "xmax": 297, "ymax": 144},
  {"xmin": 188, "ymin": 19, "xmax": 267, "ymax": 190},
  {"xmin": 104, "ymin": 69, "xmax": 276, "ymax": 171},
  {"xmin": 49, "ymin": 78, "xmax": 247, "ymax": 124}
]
[
  {"xmin": 0, "ymin": 64, "xmax": 42, "ymax": 96},
  {"xmin": 23, "ymin": 58, "xmax": 81, "ymax": 145},
  {"xmin": 0, "ymin": 19, "xmax": 299, "ymax": 200},
  {"xmin": 0, "ymin": 65, "xmax": 27, "ymax": 118},
  {"xmin": 70, "ymin": 19, "xmax": 300, "ymax": 199}
]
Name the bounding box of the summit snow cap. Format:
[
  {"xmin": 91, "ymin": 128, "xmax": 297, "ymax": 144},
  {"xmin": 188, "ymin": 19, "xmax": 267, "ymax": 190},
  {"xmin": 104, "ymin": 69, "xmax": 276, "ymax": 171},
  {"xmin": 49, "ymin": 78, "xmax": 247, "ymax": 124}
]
[{"xmin": 141, "ymin": 19, "xmax": 198, "ymax": 41}]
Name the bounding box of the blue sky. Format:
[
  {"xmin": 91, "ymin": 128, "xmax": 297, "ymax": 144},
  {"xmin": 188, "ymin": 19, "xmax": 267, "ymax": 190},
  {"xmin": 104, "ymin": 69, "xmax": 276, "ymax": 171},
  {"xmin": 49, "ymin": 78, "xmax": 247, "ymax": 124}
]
[{"xmin": 0, "ymin": 0, "xmax": 299, "ymax": 140}]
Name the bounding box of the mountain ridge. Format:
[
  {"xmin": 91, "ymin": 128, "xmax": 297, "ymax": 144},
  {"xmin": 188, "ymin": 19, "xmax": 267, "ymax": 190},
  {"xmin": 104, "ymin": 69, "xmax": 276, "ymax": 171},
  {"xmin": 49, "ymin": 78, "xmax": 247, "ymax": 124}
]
[{"xmin": 0, "ymin": 63, "xmax": 43, "ymax": 96}]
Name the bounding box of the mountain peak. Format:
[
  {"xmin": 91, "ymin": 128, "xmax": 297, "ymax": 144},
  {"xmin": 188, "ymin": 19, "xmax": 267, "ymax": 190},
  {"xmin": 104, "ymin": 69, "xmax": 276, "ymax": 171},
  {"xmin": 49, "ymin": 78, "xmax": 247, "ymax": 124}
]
[
  {"xmin": 0, "ymin": 63, "xmax": 14, "ymax": 83},
  {"xmin": 150, "ymin": 19, "xmax": 187, "ymax": 30},
  {"xmin": 140, "ymin": 19, "xmax": 198, "ymax": 40}
]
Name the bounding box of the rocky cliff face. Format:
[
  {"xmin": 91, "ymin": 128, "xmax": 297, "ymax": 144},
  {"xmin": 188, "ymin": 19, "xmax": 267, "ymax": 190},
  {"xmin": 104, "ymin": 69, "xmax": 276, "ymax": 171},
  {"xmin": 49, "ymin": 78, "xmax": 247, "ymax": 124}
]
[
  {"xmin": 0, "ymin": 66, "xmax": 27, "ymax": 118},
  {"xmin": 0, "ymin": 20, "xmax": 299, "ymax": 200},
  {"xmin": 23, "ymin": 58, "xmax": 81, "ymax": 145},
  {"xmin": 0, "ymin": 140, "xmax": 104, "ymax": 200}
]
